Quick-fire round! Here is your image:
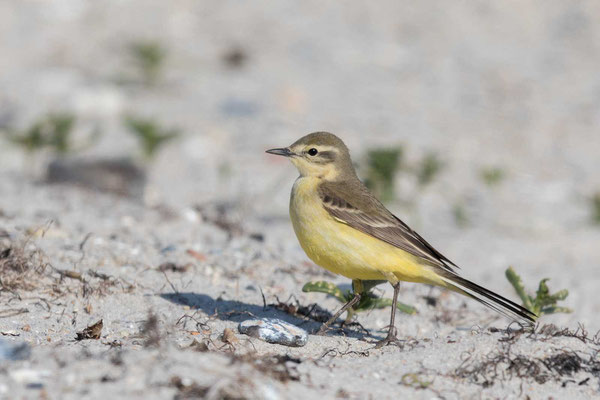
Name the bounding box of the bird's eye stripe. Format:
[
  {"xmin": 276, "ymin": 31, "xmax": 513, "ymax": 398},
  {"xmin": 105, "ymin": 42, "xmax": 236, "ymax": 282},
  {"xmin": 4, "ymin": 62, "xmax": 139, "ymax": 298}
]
[{"xmin": 317, "ymin": 151, "xmax": 335, "ymax": 160}]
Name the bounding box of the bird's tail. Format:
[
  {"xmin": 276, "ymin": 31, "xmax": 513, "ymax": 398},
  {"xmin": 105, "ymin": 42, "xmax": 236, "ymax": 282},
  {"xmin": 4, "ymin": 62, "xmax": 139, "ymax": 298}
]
[{"xmin": 440, "ymin": 273, "xmax": 537, "ymax": 326}]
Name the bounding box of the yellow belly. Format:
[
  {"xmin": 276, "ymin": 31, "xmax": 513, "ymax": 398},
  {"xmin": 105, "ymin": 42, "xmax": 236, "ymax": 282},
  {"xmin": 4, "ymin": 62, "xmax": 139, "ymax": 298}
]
[{"xmin": 289, "ymin": 177, "xmax": 444, "ymax": 285}]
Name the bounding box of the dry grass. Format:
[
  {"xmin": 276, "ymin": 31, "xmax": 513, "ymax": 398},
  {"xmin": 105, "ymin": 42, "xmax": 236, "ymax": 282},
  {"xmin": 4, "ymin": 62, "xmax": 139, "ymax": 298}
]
[
  {"xmin": 455, "ymin": 346, "xmax": 600, "ymax": 387},
  {"xmin": 0, "ymin": 233, "xmax": 135, "ymax": 301},
  {"xmin": 0, "ymin": 236, "xmax": 53, "ymax": 293}
]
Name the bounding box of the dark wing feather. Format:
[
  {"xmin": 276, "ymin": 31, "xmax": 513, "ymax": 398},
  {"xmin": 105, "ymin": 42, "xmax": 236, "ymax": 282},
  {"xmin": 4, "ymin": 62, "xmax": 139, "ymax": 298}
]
[
  {"xmin": 318, "ymin": 180, "xmax": 538, "ymax": 325},
  {"xmin": 318, "ymin": 180, "xmax": 458, "ymax": 273}
]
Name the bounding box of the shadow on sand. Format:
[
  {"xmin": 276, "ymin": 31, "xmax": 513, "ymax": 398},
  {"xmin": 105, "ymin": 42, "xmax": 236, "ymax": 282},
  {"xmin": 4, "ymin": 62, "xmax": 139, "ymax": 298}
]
[{"xmin": 159, "ymin": 291, "xmax": 373, "ymax": 340}]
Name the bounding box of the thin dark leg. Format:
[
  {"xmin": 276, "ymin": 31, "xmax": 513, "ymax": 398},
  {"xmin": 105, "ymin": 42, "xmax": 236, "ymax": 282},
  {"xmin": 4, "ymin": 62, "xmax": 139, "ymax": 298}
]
[
  {"xmin": 316, "ymin": 291, "xmax": 361, "ymax": 336},
  {"xmin": 374, "ymin": 282, "xmax": 401, "ymax": 348}
]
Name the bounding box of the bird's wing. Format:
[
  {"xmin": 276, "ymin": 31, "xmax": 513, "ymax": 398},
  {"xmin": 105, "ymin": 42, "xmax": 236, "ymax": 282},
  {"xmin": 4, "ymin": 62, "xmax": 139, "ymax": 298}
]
[{"xmin": 318, "ymin": 181, "xmax": 458, "ymax": 273}]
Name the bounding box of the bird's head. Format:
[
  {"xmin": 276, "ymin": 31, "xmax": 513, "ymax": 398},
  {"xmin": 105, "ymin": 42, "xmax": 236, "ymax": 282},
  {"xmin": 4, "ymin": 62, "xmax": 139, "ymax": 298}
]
[{"xmin": 266, "ymin": 132, "xmax": 356, "ymax": 181}]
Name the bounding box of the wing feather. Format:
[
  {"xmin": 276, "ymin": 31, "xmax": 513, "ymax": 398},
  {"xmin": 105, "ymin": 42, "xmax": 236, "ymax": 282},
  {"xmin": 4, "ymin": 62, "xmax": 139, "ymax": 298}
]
[{"xmin": 318, "ymin": 181, "xmax": 458, "ymax": 273}]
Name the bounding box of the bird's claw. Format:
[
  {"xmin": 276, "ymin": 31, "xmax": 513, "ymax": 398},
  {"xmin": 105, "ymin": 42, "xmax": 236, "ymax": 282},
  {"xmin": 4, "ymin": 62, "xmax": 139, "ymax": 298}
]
[
  {"xmin": 373, "ymin": 326, "xmax": 401, "ymax": 349},
  {"xmin": 315, "ymin": 325, "xmax": 332, "ymax": 336}
]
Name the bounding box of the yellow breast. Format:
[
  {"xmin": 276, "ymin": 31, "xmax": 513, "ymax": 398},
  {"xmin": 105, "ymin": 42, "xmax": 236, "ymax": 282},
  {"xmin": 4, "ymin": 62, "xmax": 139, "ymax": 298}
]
[{"xmin": 289, "ymin": 177, "xmax": 443, "ymax": 284}]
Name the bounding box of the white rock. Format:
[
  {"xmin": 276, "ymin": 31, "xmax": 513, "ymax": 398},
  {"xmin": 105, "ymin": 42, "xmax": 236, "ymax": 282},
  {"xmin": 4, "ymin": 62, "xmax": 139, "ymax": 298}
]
[{"xmin": 238, "ymin": 318, "xmax": 308, "ymax": 347}]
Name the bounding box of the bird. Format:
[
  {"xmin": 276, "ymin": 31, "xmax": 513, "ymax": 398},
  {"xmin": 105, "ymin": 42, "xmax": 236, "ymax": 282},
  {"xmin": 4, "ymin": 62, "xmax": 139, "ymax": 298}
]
[{"xmin": 266, "ymin": 132, "xmax": 536, "ymax": 347}]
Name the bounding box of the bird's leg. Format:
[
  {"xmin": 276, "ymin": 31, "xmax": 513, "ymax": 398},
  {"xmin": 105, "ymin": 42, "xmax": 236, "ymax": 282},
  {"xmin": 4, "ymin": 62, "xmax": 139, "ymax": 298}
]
[
  {"xmin": 316, "ymin": 279, "xmax": 363, "ymax": 335},
  {"xmin": 374, "ymin": 282, "xmax": 401, "ymax": 348}
]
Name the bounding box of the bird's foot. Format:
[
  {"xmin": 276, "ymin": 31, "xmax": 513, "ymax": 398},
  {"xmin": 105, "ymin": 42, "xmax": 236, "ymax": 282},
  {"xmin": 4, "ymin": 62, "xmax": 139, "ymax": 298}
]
[
  {"xmin": 373, "ymin": 326, "xmax": 401, "ymax": 349},
  {"xmin": 315, "ymin": 324, "xmax": 333, "ymax": 336}
]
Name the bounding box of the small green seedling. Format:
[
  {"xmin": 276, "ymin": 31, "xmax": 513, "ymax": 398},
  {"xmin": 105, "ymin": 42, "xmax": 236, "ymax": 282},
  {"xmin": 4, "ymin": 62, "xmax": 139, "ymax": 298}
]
[
  {"xmin": 124, "ymin": 115, "xmax": 180, "ymax": 160},
  {"xmin": 591, "ymin": 193, "xmax": 600, "ymax": 225},
  {"xmin": 452, "ymin": 201, "xmax": 469, "ymax": 228},
  {"xmin": 480, "ymin": 167, "xmax": 506, "ymax": 186},
  {"xmin": 302, "ymin": 280, "xmax": 416, "ymax": 323},
  {"xmin": 46, "ymin": 114, "xmax": 76, "ymax": 154},
  {"xmin": 364, "ymin": 147, "xmax": 403, "ymax": 203},
  {"xmin": 415, "ymin": 152, "xmax": 443, "ymax": 186},
  {"xmin": 7, "ymin": 113, "xmax": 76, "ymax": 155},
  {"xmin": 129, "ymin": 41, "xmax": 166, "ymax": 85},
  {"xmin": 505, "ymin": 266, "xmax": 572, "ymax": 316},
  {"xmin": 400, "ymin": 373, "xmax": 433, "ymax": 389}
]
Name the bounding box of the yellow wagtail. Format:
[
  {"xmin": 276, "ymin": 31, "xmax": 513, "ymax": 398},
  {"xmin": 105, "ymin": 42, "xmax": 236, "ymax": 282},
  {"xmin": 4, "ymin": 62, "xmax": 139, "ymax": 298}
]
[{"xmin": 267, "ymin": 132, "xmax": 536, "ymax": 347}]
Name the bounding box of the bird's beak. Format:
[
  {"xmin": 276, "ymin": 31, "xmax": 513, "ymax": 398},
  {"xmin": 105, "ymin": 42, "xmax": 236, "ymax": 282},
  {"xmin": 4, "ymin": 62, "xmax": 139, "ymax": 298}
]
[{"xmin": 265, "ymin": 147, "xmax": 294, "ymax": 157}]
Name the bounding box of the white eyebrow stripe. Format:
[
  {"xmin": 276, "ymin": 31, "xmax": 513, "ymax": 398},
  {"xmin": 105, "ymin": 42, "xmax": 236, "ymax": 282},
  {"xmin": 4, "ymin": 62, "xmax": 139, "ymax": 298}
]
[{"xmin": 314, "ymin": 146, "xmax": 339, "ymax": 153}]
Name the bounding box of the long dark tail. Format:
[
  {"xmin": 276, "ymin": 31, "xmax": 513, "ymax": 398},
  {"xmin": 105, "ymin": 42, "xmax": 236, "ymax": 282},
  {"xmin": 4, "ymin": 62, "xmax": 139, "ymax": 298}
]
[{"xmin": 441, "ymin": 274, "xmax": 537, "ymax": 326}]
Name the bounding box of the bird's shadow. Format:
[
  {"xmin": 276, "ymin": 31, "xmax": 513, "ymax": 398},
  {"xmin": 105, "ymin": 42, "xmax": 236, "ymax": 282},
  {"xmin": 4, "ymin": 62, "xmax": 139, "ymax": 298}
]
[{"xmin": 158, "ymin": 291, "xmax": 374, "ymax": 340}]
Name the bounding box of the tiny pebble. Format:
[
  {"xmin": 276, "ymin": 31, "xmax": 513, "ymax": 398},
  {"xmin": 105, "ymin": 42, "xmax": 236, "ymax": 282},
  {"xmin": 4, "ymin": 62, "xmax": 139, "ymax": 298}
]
[
  {"xmin": 0, "ymin": 339, "xmax": 31, "ymax": 361},
  {"xmin": 238, "ymin": 318, "xmax": 308, "ymax": 347},
  {"xmin": 8, "ymin": 368, "xmax": 49, "ymax": 385}
]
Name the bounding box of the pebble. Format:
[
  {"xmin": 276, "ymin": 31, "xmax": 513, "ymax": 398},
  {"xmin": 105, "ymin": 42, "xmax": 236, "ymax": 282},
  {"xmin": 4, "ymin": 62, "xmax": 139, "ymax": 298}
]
[
  {"xmin": 238, "ymin": 318, "xmax": 308, "ymax": 347},
  {"xmin": 9, "ymin": 368, "xmax": 50, "ymax": 388},
  {"xmin": 46, "ymin": 158, "xmax": 146, "ymax": 199},
  {"xmin": 0, "ymin": 338, "xmax": 31, "ymax": 361}
]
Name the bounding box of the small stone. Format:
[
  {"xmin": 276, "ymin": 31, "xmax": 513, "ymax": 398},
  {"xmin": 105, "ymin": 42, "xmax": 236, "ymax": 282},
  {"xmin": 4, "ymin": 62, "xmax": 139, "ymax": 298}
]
[
  {"xmin": 238, "ymin": 318, "xmax": 308, "ymax": 347},
  {"xmin": 0, "ymin": 338, "xmax": 31, "ymax": 361},
  {"xmin": 8, "ymin": 368, "xmax": 49, "ymax": 386},
  {"xmin": 46, "ymin": 158, "xmax": 146, "ymax": 199}
]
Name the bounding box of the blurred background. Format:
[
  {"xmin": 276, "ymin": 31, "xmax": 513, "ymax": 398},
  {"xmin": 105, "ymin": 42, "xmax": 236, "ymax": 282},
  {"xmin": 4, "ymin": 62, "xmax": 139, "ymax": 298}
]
[{"xmin": 1, "ymin": 1, "xmax": 599, "ymax": 328}]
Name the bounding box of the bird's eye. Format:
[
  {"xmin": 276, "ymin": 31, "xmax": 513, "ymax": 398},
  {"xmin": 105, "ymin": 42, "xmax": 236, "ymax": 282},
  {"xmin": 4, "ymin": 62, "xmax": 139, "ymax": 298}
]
[{"xmin": 308, "ymin": 148, "xmax": 318, "ymax": 156}]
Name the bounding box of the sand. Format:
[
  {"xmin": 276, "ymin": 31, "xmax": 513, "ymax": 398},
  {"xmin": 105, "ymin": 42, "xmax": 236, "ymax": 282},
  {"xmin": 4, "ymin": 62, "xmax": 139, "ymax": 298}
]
[{"xmin": 1, "ymin": 1, "xmax": 600, "ymax": 399}]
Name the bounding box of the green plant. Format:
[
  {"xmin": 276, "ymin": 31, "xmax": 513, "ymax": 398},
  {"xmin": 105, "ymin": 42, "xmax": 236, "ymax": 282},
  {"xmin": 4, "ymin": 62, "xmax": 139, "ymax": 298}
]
[
  {"xmin": 364, "ymin": 147, "xmax": 403, "ymax": 203},
  {"xmin": 124, "ymin": 116, "xmax": 180, "ymax": 160},
  {"xmin": 7, "ymin": 113, "xmax": 76, "ymax": 155},
  {"xmin": 302, "ymin": 280, "xmax": 416, "ymax": 323},
  {"xmin": 129, "ymin": 41, "xmax": 166, "ymax": 85},
  {"xmin": 505, "ymin": 266, "xmax": 572, "ymax": 317},
  {"xmin": 400, "ymin": 373, "xmax": 433, "ymax": 389},
  {"xmin": 46, "ymin": 114, "xmax": 76, "ymax": 154},
  {"xmin": 452, "ymin": 201, "xmax": 469, "ymax": 228},
  {"xmin": 415, "ymin": 152, "xmax": 443, "ymax": 186},
  {"xmin": 480, "ymin": 167, "xmax": 506, "ymax": 186},
  {"xmin": 591, "ymin": 193, "xmax": 600, "ymax": 225}
]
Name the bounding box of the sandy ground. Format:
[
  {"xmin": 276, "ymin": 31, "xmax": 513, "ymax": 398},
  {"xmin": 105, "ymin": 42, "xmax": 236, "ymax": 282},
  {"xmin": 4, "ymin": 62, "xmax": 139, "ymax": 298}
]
[{"xmin": 1, "ymin": 1, "xmax": 600, "ymax": 399}]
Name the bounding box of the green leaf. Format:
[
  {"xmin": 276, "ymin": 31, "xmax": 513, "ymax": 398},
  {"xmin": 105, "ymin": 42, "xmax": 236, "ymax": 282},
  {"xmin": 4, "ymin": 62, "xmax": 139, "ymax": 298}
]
[
  {"xmin": 480, "ymin": 167, "xmax": 506, "ymax": 186},
  {"xmin": 506, "ymin": 267, "xmax": 571, "ymax": 317},
  {"xmin": 129, "ymin": 41, "xmax": 166, "ymax": 86},
  {"xmin": 302, "ymin": 281, "xmax": 347, "ymax": 303},
  {"xmin": 547, "ymin": 289, "xmax": 569, "ymax": 302},
  {"xmin": 452, "ymin": 201, "xmax": 469, "ymax": 228},
  {"xmin": 365, "ymin": 147, "xmax": 403, "ymax": 203},
  {"xmin": 365, "ymin": 297, "xmax": 393, "ymax": 309},
  {"xmin": 415, "ymin": 152, "xmax": 443, "ymax": 186},
  {"xmin": 354, "ymin": 297, "xmax": 416, "ymax": 314},
  {"xmin": 6, "ymin": 113, "xmax": 77, "ymax": 155},
  {"xmin": 400, "ymin": 373, "xmax": 432, "ymax": 389},
  {"xmin": 591, "ymin": 193, "xmax": 600, "ymax": 225},
  {"xmin": 341, "ymin": 289, "xmax": 355, "ymax": 302},
  {"xmin": 124, "ymin": 115, "xmax": 180, "ymax": 159},
  {"xmin": 396, "ymin": 302, "xmax": 418, "ymax": 315},
  {"xmin": 536, "ymin": 279, "xmax": 550, "ymax": 299},
  {"xmin": 541, "ymin": 306, "xmax": 573, "ymax": 314},
  {"xmin": 505, "ymin": 267, "xmax": 533, "ymax": 310},
  {"xmin": 361, "ymin": 280, "xmax": 387, "ymax": 292},
  {"xmin": 46, "ymin": 113, "xmax": 76, "ymax": 154},
  {"xmin": 303, "ymin": 280, "xmax": 417, "ymax": 318},
  {"xmin": 343, "ymin": 308, "xmax": 355, "ymax": 323}
]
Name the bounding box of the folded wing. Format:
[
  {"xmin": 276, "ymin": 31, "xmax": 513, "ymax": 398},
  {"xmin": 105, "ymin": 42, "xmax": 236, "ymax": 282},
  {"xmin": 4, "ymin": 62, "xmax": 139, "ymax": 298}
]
[{"xmin": 318, "ymin": 180, "xmax": 458, "ymax": 274}]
